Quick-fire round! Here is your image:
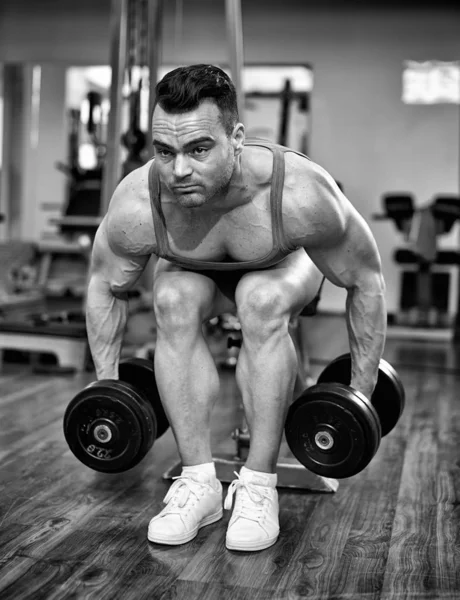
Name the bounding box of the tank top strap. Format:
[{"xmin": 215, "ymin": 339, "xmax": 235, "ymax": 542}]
[
  {"xmin": 148, "ymin": 160, "xmax": 169, "ymax": 258},
  {"xmin": 269, "ymin": 146, "xmax": 292, "ymax": 253}
]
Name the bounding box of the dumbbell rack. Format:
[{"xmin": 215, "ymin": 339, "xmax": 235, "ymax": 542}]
[{"xmin": 163, "ymin": 427, "xmax": 339, "ymax": 492}]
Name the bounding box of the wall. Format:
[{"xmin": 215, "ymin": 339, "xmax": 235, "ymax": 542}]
[{"xmin": 0, "ymin": 0, "xmax": 459, "ymax": 313}]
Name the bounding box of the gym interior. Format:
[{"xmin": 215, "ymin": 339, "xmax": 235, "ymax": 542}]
[{"xmin": 1, "ymin": 0, "xmax": 460, "ymax": 598}]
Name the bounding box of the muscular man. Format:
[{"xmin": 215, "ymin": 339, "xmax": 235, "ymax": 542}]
[{"xmin": 87, "ymin": 64, "xmax": 386, "ymax": 552}]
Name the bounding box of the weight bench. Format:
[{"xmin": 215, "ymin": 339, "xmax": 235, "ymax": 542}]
[{"xmin": 0, "ymin": 319, "xmax": 88, "ymax": 373}]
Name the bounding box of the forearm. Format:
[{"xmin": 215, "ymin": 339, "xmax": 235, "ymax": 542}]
[
  {"xmin": 345, "ymin": 274, "xmax": 386, "ymax": 399},
  {"xmin": 86, "ymin": 275, "xmax": 129, "ymax": 380}
]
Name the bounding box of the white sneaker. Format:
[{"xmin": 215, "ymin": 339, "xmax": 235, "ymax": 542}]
[
  {"xmin": 224, "ymin": 469, "xmax": 280, "ymax": 551},
  {"xmin": 147, "ymin": 471, "xmax": 223, "ymax": 545}
]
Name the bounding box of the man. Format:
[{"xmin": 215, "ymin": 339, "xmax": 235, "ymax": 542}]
[{"xmin": 86, "ymin": 64, "xmax": 386, "ymax": 552}]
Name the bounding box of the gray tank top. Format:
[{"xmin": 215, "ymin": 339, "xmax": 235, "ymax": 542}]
[{"xmin": 148, "ymin": 139, "xmax": 308, "ymax": 271}]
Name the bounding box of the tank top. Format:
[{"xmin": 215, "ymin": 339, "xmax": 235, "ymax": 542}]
[{"xmin": 148, "ymin": 139, "xmax": 308, "ymax": 271}]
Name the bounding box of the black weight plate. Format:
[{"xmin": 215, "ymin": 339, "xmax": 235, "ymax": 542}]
[
  {"xmin": 285, "ymin": 383, "xmax": 381, "ymax": 479},
  {"xmin": 119, "ymin": 357, "xmax": 169, "ymax": 439},
  {"xmin": 317, "ymin": 353, "xmax": 405, "ymax": 437},
  {"xmin": 64, "ymin": 380, "xmax": 153, "ymax": 473},
  {"xmin": 118, "ymin": 362, "xmax": 158, "ymax": 451},
  {"xmin": 113, "ymin": 379, "xmax": 157, "ymax": 468}
]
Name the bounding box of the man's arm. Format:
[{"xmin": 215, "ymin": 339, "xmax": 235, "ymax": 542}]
[
  {"xmin": 86, "ymin": 174, "xmax": 151, "ymax": 380},
  {"xmin": 294, "ymin": 163, "xmax": 386, "ymax": 400}
]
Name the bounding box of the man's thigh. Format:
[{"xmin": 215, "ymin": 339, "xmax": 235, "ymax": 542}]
[
  {"xmin": 235, "ymin": 248, "xmax": 324, "ymax": 318},
  {"xmin": 153, "ymin": 258, "xmax": 237, "ymax": 321}
]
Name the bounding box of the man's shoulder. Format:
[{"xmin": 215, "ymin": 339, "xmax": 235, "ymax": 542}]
[
  {"xmin": 119, "ymin": 159, "xmax": 153, "ymax": 195},
  {"xmin": 242, "ymin": 143, "xmax": 274, "ymax": 185},
  {"xmin": 284, "ymin": 150, "xmax": 324, "ymax": 181},
  {"xmin": 103, "ymin": 161, "xmax": 156, "ymax": 256},
  {"xmin": 243, "ymin": 142, "xmax": 318, "ymax": 185},
  {"xmin": 242, "ymin": 142, "xmax": 337, "ymax": 211},
  {"xmin": 282, "ymin": 151, "xmax": 348, "ymax": 241},
  {"xmin": 281, "ymin": 153, "xmax": 326, "ymax": 215},
  {"xmin": 109, "ymin": 161, "xmax": 152, "ymax": 217}
]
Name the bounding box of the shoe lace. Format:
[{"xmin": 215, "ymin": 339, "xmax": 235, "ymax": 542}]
[
  {"xmin": 163, "ymin": 475, "xmax": 208, "ymax": 511},
  {"xmin": 224, "ymin": 472, "xmax": 271, "ymax": 522}
]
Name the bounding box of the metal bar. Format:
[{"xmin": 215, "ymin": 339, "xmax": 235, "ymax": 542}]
[
  {"xmin": 163, "ymin": 456, "xmax": 339, "ymax": 492},
  {"xmin": 454, "ymin": 71, "xmax": 460, "ymax": 340},
  {"xmin": 101, "ymin": 0, "xmax": 129, "ymax": 215},
  {"xmin": 174, "ymin": 0, "xmax": 184, "ymax": 59},
  {"xmin": 146, "ymin": 0, "xmax": 164, "ymax": 153},
  {"xmin": 225, "ymin": 0, "xmax": 245, "ymax": 122}
]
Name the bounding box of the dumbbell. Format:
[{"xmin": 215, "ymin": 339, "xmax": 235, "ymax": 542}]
[
  {"xmin": 285, "ymin": 353, "xmax": 405, "ymax": 479},
  {"xmin": 219, "ymin": 313, "xmax": 242, "ymax": 369},
  {"xmin": 63, "ymin": 357, "xmax": 169, "ymax": 473}
]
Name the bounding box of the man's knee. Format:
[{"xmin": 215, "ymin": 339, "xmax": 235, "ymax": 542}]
[
  {"xmin": 236, "ymin": 278, "xmax": 289, "ymax": 337},
  {"xmin": 154, "ymin": 277, "xmax": 207, "ymax": 329}
]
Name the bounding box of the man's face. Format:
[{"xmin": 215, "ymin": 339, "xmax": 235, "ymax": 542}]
[{"xmin": 152, "ymin": 100, "xmax": 237, "ymax": 209}]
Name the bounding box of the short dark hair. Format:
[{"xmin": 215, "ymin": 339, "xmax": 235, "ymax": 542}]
[{"xmin": 154, "ymin": 64, "xmax": 239, "ymax": 135}]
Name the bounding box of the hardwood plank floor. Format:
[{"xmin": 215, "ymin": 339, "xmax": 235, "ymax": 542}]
[{"xmin": 1, "ymin": 314, "xmax": 460, "ymax": 599}]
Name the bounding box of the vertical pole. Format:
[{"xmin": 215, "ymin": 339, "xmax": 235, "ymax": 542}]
[
  {"xmin": 143, "ymin": 0, "xmax": 163, "ymax": 291},
  {"xmin": 454, "ymin": 66, "xmax": 460, "ymax": 340},
  {"xmin": 173, "ymin": 0, "xmax": 184, "ymax": 62},
  {"xmin": 101, "ymin": 0, "xmax": 128, "ymax": 215},
  {"xmin": 146, "ymin": 0, "xmax": 164, "ymax": 152},
  {"xmin": 225, "ymin": 0, "xmax": 245, "ymax": 122}
]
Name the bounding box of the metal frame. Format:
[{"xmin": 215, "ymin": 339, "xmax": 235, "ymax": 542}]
[
  {"xmin": 101, "ymin": 0, "xmax": 129, "ymax": 215},
  {"xmin": 225, "ymin": 0, "xmax": 245, "ymax": 122},
  {"xmin": 146, "ymin": 0, "xmax": 163, "ymax": 152}
]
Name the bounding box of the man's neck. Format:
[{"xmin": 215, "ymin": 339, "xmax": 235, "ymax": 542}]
[{"xmin": 170, "ymin": 155, "xmax": 253, "ymax": 216}]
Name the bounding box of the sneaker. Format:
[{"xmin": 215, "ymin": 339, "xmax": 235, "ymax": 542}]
[
  {"xmin": 224, "ymin": 469, "xmax": 280, "ymax": 551},
  {"xmin": 147, "ymin": 471, "xmax": 223, "ymax": 545}
]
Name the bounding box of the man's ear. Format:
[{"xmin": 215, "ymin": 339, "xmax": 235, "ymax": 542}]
[{"xmin": 232, "ymin": 123, "xmax": 245, "ymax": 156}]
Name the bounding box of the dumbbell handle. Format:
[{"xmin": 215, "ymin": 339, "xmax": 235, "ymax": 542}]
[{"xmin": 227, "ymin": 336, "xmax": 242, "ymax": 349}]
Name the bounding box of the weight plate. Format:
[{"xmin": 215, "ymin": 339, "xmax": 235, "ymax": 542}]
[
  {"xmin": 372, "ymin": 358, "xmax": 405, "ymax": 436},
  {"xmin": 118, "ymin": 363, "xmax": 158, "ymax": 451},
  {"xmin": 285, "ymin": 383, "xmax": 381, "ymax": 479},
  {"xmin": 317, "ymin": 353, "xmax": 405, "ymax": 437},
  {"xmin": 64, "ymin": 380, "xmax": 153, "ymax": 473},
  {"xmin": 119, "ymin": 357, "xmax": 169, "ymax": 439},
  {"xmin": 113, "ymin": 379, "xmax": 157, "ymax": 469}
]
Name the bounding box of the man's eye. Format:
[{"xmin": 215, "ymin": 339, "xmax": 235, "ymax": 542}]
[
  {"xmin": 156, "ymin": 149, "xmax": 171, "ymax": 157},
  {"xmin": 192, "ymin": 147, "xmax": 208, "ymax": 155}
]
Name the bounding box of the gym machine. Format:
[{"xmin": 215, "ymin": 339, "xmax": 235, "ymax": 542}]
[
  {"xmin": 0, "ymin": 0, "xmax": 161, "ymax": 373},
  {"xmin": 374, "ymin": 193, "xmax": 460, "ymax": 330},
  {"xmin": 0, "ymin": 104, "xmax": 102, "ymax": 372},
  {"xmin": 0, "ymin": 228, "xmax": 91, "ymax": 373}
]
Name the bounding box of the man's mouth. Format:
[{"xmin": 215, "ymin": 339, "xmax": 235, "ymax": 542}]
[{"xmin": 173, "ymin": 185, "xmax": 199, "ymax": 192}]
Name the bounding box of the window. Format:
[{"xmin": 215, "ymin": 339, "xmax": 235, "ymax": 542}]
[{"xmin": 402, "ymin": 60, "xmax": 460, "ymax": 105}]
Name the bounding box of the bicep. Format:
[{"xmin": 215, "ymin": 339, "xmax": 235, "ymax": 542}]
[{"xmin": 90, "ymin": 218, "xmax": 150, "ymax": 295}]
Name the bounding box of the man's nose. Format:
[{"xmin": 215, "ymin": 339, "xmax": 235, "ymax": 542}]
[{"xmin": 173, "ymin": 154, "xmax": 193, "ymax": 179}]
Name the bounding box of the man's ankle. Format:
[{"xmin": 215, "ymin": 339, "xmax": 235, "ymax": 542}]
[{"xmin": 182, "ymin": 461, "xmax": 216, "ymax": 477}]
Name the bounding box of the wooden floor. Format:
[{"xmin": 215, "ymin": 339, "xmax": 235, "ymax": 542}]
[{"xmin": 1, "ymin": 314, "xmax": 460, "ymax": 600}]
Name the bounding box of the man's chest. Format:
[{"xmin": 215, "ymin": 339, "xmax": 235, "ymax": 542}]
[{"xmin": 162, "ymin": 193, "xmax": 278, "ymax": 262}]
